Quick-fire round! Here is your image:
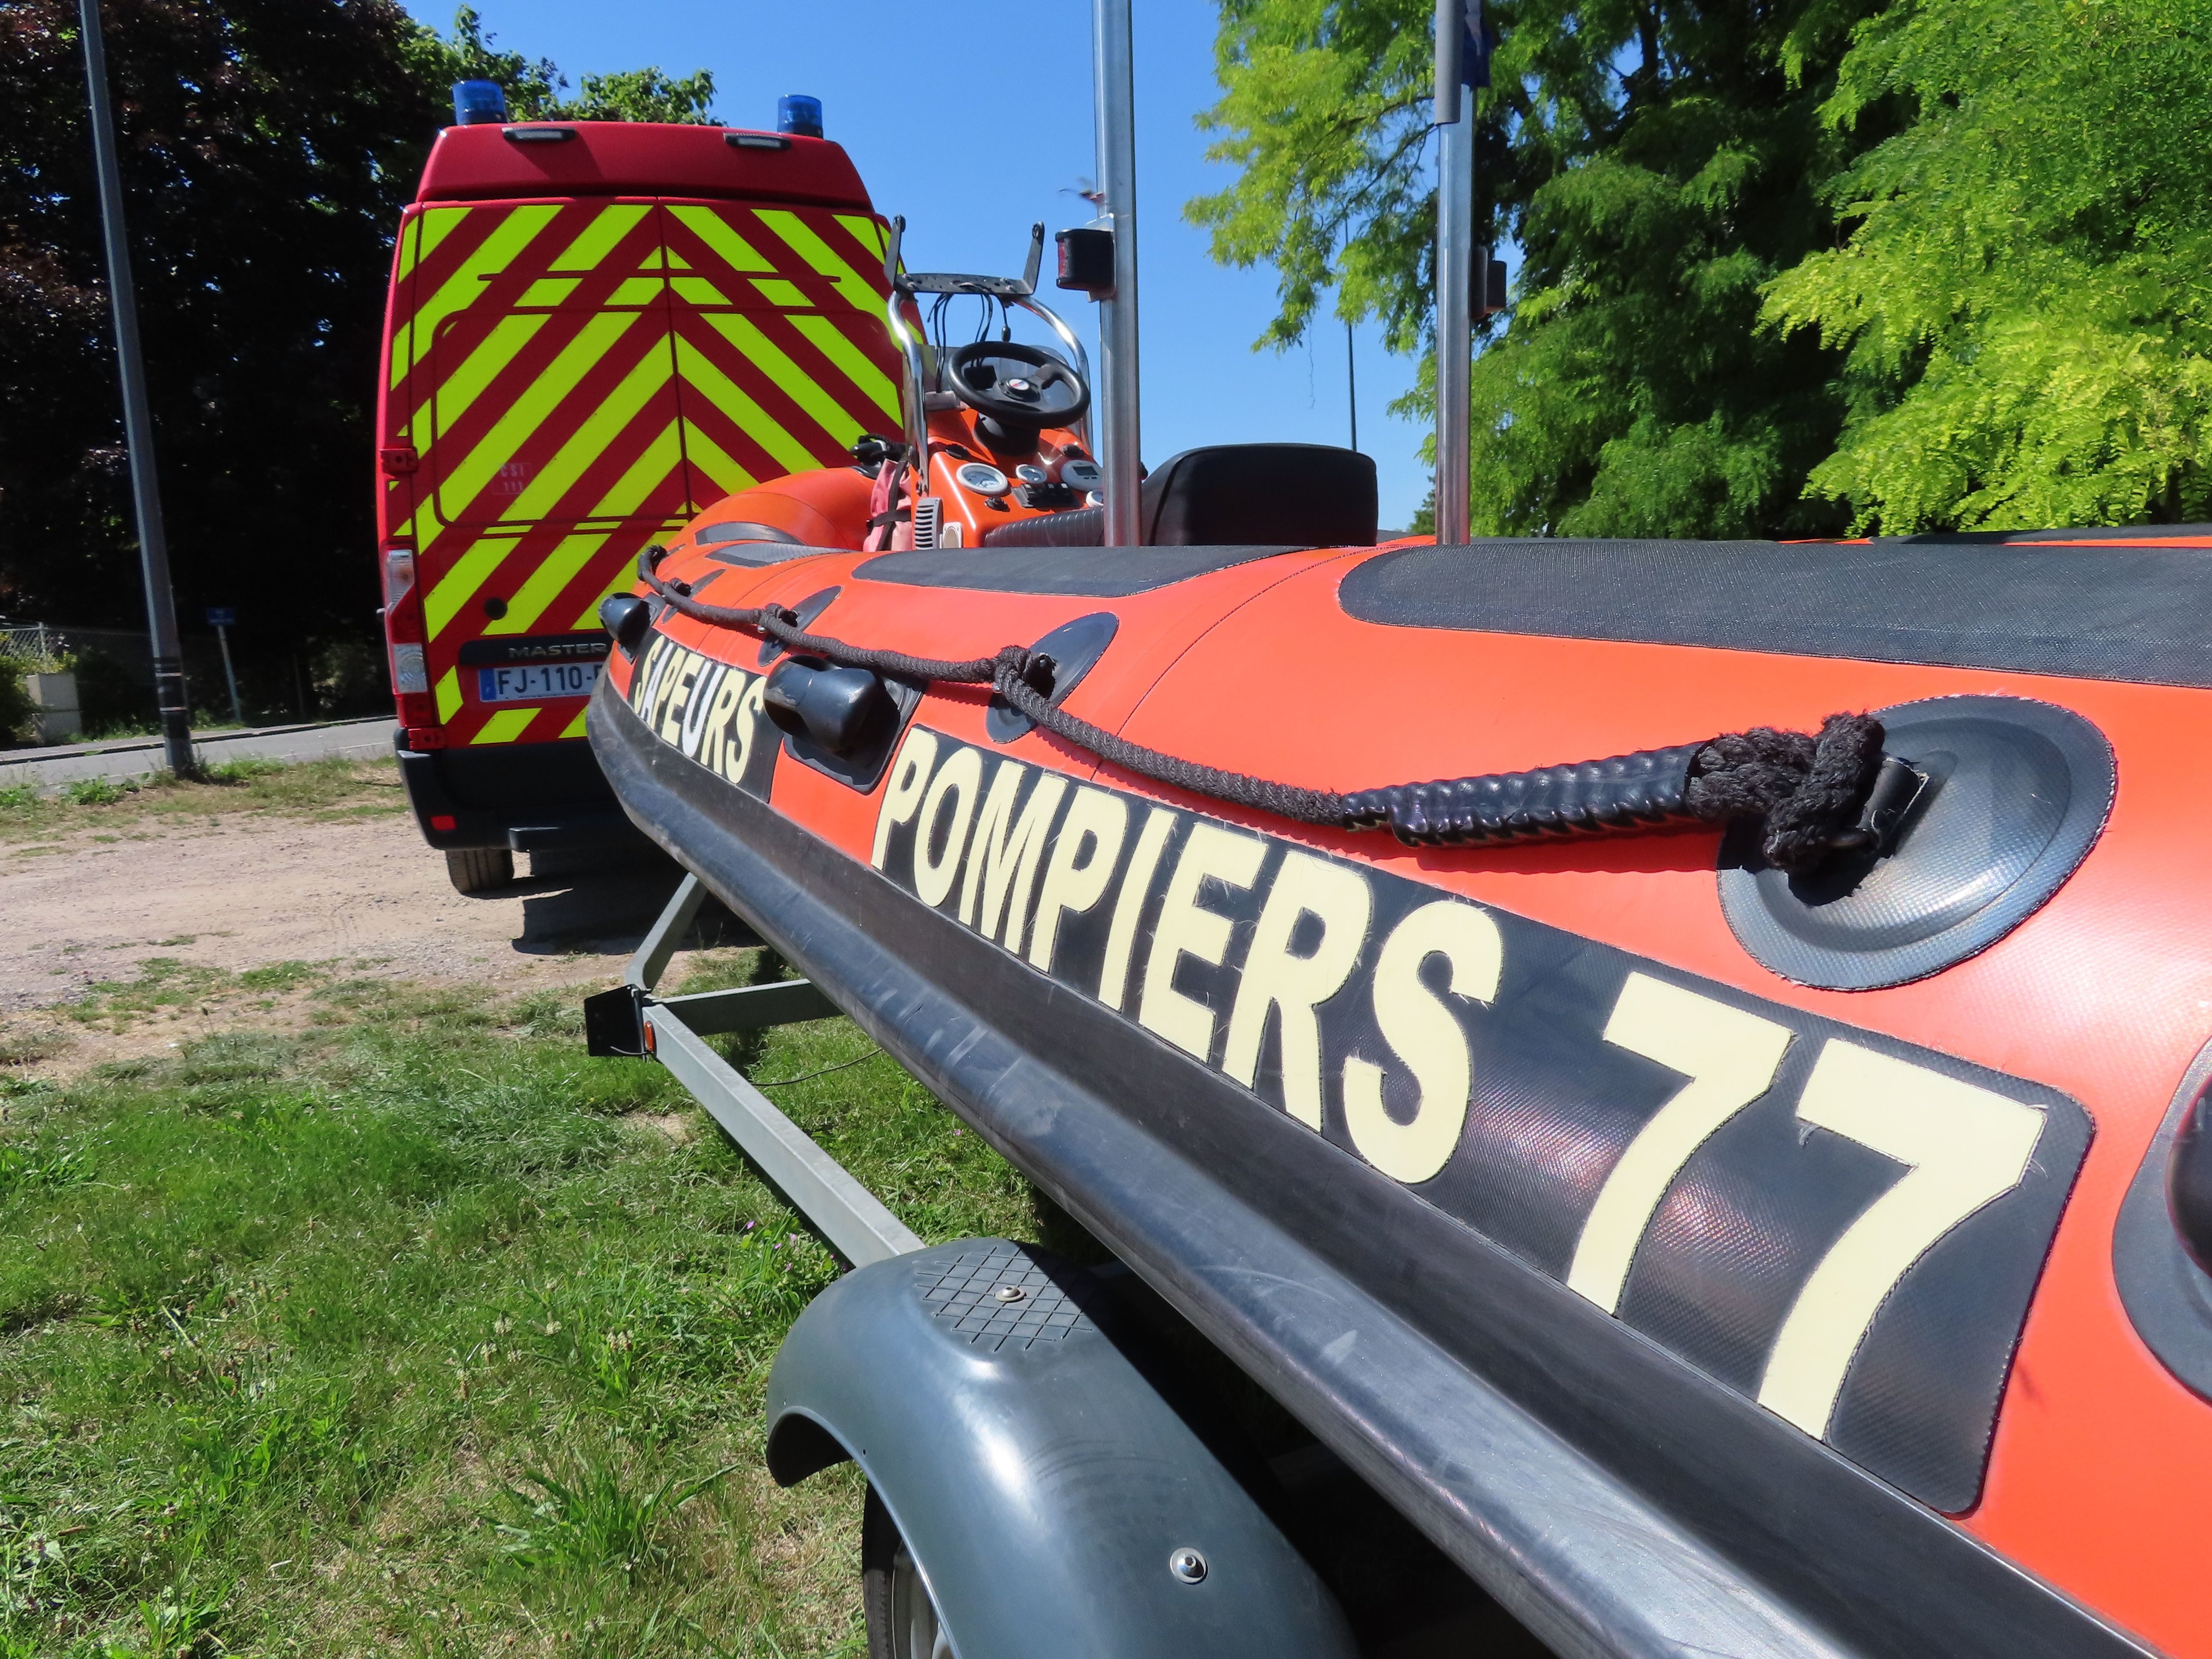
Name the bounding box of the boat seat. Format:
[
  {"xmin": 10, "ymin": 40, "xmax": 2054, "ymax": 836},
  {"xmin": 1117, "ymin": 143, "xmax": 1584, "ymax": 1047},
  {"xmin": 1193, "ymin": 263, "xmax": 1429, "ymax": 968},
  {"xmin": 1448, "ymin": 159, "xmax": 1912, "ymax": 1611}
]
[{"xmin": 981, "ymin": 443, "xmax": 1378, "ymax": 548}]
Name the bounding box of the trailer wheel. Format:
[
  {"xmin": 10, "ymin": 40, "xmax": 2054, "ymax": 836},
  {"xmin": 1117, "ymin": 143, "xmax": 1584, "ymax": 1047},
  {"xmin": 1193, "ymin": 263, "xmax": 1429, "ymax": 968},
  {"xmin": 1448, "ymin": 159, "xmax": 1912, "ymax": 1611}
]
[
  {"xmin": 444, "ymin": 847, "xmax": 514, "ymax": 895},
  {"xmin": 862, "ymin": 1485, "xmax": 955, "ymax": 1659}
]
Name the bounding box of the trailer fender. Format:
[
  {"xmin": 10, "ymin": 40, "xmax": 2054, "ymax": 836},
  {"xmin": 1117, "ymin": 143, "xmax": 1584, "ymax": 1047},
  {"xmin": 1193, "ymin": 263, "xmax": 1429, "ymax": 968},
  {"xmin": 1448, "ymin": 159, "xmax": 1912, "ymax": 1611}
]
[{"xmin": 765, "ymin": 1237, "xmax": 1357, "ymax": 1659}]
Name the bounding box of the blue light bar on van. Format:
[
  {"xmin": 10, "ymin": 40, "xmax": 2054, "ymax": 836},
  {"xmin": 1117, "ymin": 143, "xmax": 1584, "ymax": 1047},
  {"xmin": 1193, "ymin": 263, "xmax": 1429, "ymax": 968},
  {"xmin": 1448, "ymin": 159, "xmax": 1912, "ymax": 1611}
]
[
  {"xmin": 778, "ymin": 94, "xmax": 823, "ymax": 139},
  {"xmin": 453, "ymin": 80, "xmax": 509, "ymax": 127}
]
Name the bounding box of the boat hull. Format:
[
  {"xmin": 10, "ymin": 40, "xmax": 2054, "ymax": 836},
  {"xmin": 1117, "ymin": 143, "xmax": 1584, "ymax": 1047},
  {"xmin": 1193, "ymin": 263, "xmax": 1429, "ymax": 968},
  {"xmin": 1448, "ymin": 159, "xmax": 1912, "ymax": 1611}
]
[{"xmin": 591, "ymin": 532, "xmax": 2212, "ymax": 1657}]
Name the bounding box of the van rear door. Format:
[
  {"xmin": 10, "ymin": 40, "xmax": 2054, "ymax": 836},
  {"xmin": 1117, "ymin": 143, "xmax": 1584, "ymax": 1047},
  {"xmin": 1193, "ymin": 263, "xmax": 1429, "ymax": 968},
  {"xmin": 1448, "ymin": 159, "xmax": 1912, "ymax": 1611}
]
[
  {"xmin": 376, "ymin": 123, "xmax": 899, "ymax": 846},
  {"xmin": 404, "ymin": 197, "xmax": 688, "ymax": 745}
]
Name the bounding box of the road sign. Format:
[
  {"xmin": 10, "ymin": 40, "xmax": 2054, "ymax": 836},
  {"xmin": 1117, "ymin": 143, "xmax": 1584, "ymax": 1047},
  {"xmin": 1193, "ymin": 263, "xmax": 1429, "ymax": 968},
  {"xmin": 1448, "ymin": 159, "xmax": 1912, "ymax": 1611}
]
[{"xmin": 205, "ymin": 607, "xmax": 237, "ymax": 628}]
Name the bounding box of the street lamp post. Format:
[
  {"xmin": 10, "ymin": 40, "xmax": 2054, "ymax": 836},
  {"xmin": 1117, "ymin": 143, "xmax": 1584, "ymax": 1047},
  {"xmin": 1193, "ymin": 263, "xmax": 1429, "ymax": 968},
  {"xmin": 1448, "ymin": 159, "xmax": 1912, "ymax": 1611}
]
[{"xmin": 78, "ymin": 0, "xmax": 196, "ymax": 778}]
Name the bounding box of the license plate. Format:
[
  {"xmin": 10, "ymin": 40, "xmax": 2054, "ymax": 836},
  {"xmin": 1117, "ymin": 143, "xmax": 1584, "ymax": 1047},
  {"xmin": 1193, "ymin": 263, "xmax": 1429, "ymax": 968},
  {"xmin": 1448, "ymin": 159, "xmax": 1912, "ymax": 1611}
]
[{"xmin": 476, "ymin": 662, "xmax": 602, "ymax": 703}]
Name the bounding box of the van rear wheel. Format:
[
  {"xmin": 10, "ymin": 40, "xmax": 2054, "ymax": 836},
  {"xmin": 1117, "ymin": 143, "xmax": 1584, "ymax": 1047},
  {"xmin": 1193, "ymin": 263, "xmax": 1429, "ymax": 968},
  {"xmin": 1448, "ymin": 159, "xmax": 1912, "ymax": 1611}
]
[
  {"xmin": 862, "ymin": 1484, "xmax": 955, "ymax": 1659},
  {"xmin": 444, "ymin": 847, "xmax": 513, "ymax": 895}
]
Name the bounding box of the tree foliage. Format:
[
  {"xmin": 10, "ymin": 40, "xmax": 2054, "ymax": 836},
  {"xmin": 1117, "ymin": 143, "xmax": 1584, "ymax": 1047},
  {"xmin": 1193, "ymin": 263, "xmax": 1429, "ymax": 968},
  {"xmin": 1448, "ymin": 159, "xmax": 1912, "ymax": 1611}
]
[
  {"xmin": 1762, "ymin": 0, "xmax": 2212, "ymax": 530},
  {"xmin": 1193, "ymin": 0, "xmax": 1882, "ymax": 535},
  {"xmin": 1187, "ymin": 0, "xmax": 1442, "ymax": 359},
  {"xmin": 0, "ymin": 4, "xmax": 712, "ymax": 721},
  {"xmin": 411, "ymin": 7, "xmax": 718, "ymax": 126},
  {"xmin": 0, "ymin": 0, "xmax": 442, "ymax": 709},
  {"xmin": 1197, "ymin": 0, "xmax": 2212, "ymax": 536}
]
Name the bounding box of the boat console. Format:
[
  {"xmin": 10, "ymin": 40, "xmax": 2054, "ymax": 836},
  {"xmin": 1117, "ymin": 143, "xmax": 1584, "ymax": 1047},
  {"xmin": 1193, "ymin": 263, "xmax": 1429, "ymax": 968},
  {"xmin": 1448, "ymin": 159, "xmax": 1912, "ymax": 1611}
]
[{"xmin": 669, "ymin": 221, "xmax": 1384, "ymax": 560}]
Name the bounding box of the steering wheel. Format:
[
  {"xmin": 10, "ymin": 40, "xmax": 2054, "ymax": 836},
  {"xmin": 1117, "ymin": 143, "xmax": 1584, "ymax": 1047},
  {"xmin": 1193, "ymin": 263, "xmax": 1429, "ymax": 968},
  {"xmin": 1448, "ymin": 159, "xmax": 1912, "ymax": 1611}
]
[{"xmin": 945, "ymin": 341, "xmax": 1090, "ymax": 433}]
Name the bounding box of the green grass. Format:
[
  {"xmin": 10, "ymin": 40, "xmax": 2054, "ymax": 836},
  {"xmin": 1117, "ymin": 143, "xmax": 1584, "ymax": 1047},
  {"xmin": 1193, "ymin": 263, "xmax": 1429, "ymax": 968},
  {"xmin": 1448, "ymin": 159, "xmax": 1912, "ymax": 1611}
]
[
  {"xmin": 0, "ymin": 954, "xmax": 1056, "ymax": 1657},
  {"xmin": 43, "ymin": 958, "xmax": 341, "ymax": 1039},
  {"xmin": 0, "ymin": 758, "xmax": 407, "ymax": 845}
]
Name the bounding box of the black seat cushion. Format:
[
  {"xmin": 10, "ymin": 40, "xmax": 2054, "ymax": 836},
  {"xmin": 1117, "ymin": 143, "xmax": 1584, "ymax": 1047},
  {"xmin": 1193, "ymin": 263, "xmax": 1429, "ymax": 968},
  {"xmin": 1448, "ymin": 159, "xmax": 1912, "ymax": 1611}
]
[{"xmin": 983, "ymin": 443, "xmax": 1377, "ymax": 548}]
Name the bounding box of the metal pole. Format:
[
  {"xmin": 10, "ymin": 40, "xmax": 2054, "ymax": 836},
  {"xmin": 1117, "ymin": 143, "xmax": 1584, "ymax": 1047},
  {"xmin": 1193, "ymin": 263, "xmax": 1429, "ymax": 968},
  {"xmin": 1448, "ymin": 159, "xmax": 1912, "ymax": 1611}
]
[
  {"xmin": 78, "ymin": 0, "xmax": 195, "ymax": 778},
  {"xmin": 1092, "ymin": 0, "xmax": 1143, "ymax": 545},
  {"xmin": 215, "ymin": 625, "xmax": 243, "ymax": 726},
  {"xmin": 1347, "ymin": 319, "xmax": 1359, "ymax": 453},
  {"xmin": 1432, "ymin": 0, "xmax": 1474, "ymax": 545}
]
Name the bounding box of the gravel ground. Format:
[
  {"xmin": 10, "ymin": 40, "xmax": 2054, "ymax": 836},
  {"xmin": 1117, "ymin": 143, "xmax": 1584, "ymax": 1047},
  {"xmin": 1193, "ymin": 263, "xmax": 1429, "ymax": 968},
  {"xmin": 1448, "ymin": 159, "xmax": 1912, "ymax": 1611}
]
[{"xmin": 0, "ymin": 807, "xmax": 695, "ymax": 1070}]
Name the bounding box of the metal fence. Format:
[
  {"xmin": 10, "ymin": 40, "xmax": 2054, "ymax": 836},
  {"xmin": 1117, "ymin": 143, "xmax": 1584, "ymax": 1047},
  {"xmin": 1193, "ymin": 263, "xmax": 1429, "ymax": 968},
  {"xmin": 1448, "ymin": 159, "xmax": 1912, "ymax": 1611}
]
[{"xmin": 0, "ymin": 625, "xmax": 67, "ymax": 672}]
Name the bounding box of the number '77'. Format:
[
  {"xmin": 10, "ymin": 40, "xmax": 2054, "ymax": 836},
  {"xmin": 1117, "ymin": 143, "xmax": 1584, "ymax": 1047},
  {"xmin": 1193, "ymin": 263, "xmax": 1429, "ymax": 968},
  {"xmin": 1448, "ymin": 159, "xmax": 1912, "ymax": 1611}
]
[{"xmin": 1567, "ymin": 973, "xmax": 2047, "ymax": 1443}]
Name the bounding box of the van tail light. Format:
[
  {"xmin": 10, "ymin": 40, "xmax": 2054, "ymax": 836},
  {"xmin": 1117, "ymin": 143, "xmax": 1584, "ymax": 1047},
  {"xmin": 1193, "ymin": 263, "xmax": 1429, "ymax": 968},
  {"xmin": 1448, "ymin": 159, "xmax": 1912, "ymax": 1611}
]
[
  {"xmin": 384, "ymin": 548, "xmax": 424, "ymax": 645},
  {"xmin": 390, "ymin": 642, "xmax": 429, "ymax": 695},
  {"xmin": 384, "ymin": 547, "xmax": 436, "ymax": 726}
]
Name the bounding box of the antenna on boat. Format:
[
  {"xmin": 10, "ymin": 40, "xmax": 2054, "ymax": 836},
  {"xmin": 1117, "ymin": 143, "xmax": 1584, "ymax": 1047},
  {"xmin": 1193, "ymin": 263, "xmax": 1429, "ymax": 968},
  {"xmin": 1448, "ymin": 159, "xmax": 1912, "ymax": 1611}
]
[
  {"xmin": 1432, "ymin": 0, "xmax": 1476, "ymax": 545},
  {"xmin": 1091, "ymin": 0, "xmax": 1143, "ymax": 545}
]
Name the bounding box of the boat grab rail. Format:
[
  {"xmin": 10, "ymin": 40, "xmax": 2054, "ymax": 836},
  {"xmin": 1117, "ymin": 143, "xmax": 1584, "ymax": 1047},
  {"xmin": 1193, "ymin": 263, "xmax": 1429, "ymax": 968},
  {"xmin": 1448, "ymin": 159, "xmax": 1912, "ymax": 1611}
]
[
  {"xmin": 624, "ymin": 548, "xmax": 1906, "ymax": 876},
  {"xmin": 881, "ymin": 216, "xmax": 1094, "ymax": 459}
]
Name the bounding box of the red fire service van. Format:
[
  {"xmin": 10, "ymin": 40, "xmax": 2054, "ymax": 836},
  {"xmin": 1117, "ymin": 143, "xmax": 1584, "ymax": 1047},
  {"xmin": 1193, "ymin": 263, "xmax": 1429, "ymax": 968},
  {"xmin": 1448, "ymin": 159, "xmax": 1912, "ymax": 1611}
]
[{"xmin": 375, "ymin": 95, "xmax": 902, "ymax": 891}]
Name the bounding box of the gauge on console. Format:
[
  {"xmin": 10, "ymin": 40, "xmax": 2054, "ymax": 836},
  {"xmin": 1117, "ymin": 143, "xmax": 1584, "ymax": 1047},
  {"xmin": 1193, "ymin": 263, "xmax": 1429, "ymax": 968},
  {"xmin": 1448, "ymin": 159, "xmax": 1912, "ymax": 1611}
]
[
  {"xmin": 955, "ymin": 461, "xmax": 1010, "ymax": 496},
  {"xmin": 1061, "ymin": 458, "xmax": 1102, "ymax": 492}
]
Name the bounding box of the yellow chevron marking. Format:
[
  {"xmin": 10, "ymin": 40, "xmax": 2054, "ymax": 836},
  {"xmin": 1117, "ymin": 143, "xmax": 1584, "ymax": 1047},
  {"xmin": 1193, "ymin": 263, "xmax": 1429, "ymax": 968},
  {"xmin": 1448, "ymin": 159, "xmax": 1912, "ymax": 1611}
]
[
  {"xmin": 434, "ymin": 310, "xmax": 653, "ymax": 528},
  {"xmin": 709, "ymin": 313, "xmax": 868, "ymax": 446},
  {"xmin": 413, "ymin": 311, "xmax": 551, "ymax": 454},
  {"xmin": 755, "ymin": 209, "xmax": 878, "ymax": 309},
  {"xmin": 493, "ymin": 426, "xmax": 684, "ymax": 633},
  {"xmin": 677, "ymin": 425, "xmax": 762, "ymax": 505},
  {"xmin": 390, "ymin": 204, "xmax": 561, "ymax": 388},
  {"xmin": 395, "ymin": 206, "xmax": 467, "ymax": 284},
  {"xmin": 748, "ymin": 277, "xmax": 812, "ymax": 309},
  {"xmin": 494, "ymin": 346, "xmax": 674, "ymax": 526},
  {"xmin": 425, "ymin": 536, "xmax": 524, "ymax": 641},
  {"xmin": 393, "ymin": 216, "xmax": 423, "ymax": 285},
  {"xmin": 486, "ymin": 529, "xmax": 617, "ymax": 637},
  {"xmin": 591, "ymin": 420, "xmax": 688, "ymax": 521},
  {"xmin": 790, "ymin": 314, "xmax": 902, "ymax": 420},
  {"xmin": 416, "ymin": 207, "xmax": 465, "ymax": 268},
  {"xmin": 834, "ymin": 214, "xmax": 889, "ymax": 261},
  {"xmin": 561, "ymin": 706, "xmax": 590, "ymax": 738},
  {"xmin": 519, "ymin": 277, "xmax": 581, "ymax": 307},
  {"xmin": 435, "ymin": 667, "xmax": 463, "ymax": 723},
  {"xmin": 668, "ymin": 205, "xmax": 775, "ymax": 273},
  {"xmin": 608, "ymin": 276, "xmax": 668, "ymax": 306},
  {"xmin": 666, "ymin": 250, "xmax": 693, "ymax": 269},
  {"xmin": 672, "ymin": 276, "xmax": 732, "ymax": 306},
  {"xmin": 473, "ymin": 708, "xmax": 539, "ymax": 744},
  {"xmin": 673, "ymin": 334, "xmax": 817, "ymax": 474},
  {"xmin": 550, "ymin": 203, "xmax": 651, "ymax": 273}
]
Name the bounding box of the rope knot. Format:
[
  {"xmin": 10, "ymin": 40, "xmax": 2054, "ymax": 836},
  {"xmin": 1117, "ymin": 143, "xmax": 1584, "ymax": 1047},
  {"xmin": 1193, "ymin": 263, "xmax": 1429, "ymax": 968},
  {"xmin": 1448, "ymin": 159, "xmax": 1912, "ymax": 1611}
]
[{"xmin": 1686, "ymin": 712, "xmax": 1886, "ymax": 873}]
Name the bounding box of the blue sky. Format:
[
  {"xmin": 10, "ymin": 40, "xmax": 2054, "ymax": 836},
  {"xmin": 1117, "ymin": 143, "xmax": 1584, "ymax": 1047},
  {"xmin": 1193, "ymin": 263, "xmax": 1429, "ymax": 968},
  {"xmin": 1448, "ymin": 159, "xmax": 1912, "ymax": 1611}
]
[{"xmin": 401, "ymin": 0, "xmax": 1432, "ymax": 529}]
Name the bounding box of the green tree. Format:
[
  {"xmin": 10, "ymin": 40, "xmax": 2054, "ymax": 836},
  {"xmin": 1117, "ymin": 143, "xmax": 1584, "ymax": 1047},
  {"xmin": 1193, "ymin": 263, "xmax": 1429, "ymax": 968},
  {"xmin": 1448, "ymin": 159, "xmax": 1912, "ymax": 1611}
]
[
  {"xmin": 1190, "ymin": 0, "xmax": 1884, "ymax": 536},
  {"xmin": 407, "ymin": 7, "xmax": 718, "ymax": 125},
  {"xmin": 1761, "ymin": 0, "xmax": 2212, "ymax": 531},
  {"xmin": 0, "ymin": 3, "xmax": 713, "ymax": 726},
  {"xmin": 0, "ymin": 0, "xmax": 445, "ymax": 720},
  {"xmin": 567, "ymin": 67, "xmax": 718, "ymax": 124},
  {"xmin": 404, "ymin": 2, "xmax": 565, "ymax": 115}
]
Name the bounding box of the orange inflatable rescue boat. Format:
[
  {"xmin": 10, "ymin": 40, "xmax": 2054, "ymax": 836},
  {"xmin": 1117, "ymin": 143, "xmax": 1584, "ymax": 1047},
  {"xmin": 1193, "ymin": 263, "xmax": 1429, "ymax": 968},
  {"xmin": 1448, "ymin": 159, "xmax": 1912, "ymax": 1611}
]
[{"xmin": 578, "ymin": 34, "xmax": 2212, "ymax": 1659}]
